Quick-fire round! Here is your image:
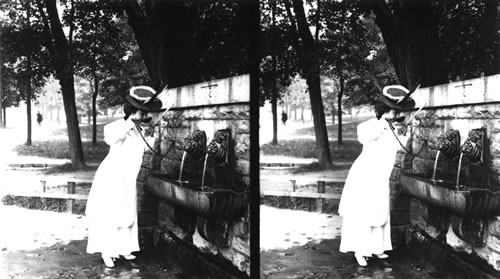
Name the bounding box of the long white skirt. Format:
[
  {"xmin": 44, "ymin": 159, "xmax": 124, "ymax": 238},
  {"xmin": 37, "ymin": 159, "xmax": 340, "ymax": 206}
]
[
  {"xmin": 339, "ymin": 214, "xmax": 392, "ymax": 257},
  {"xmin": 86, "ymin": 217, "xmax": 139, "ymax": 258}
]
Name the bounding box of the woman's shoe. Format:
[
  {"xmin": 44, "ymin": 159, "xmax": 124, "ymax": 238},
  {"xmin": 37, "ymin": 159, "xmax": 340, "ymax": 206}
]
[
  {"xmin": 354, "ymin": 253, "xmax": 367, "ymax": 267},
  {"xmin": 121, "ymin": 254, "xmax": 136, "ymax": 260},
  {"xmin": 374, "ymin": 253, "xmax": 389, "ymax": 259},
  {"xmin": 102, "ymin": 255, "xmax": 115, "ymax": 268}
]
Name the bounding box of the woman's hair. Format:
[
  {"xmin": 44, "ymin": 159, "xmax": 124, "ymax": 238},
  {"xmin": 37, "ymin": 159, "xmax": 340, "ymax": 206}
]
[
  {"xmin": 374, "ymin": 101, "xmax": 392, "ymax": 120},
  {"xmin": 123, "ymin": 102, "xmax": 139, "ymax": 120}
]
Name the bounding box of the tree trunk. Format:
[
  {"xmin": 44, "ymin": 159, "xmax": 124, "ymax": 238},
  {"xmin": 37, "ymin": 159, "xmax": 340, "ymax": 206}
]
[
  {"xmin": 92, "ymin": 73, "xmax": 98, "ymax": 146},
  {"xmin": 59, "ymin": 75, "xmax": 85, "ymax": 168},
  {"xmin": 371, "ymin": 0, "xmax": 448, "ymax": 88},
  {"xmin": 271, "ymin": 88, "xmax": 278, "ymax": 144},
  {"xmin": 26, "ymin": 1, "xmax": 32, "ymax": 146},
  {"xmin": 300, "ymin": 105, "xmax": 304, "ymax": 122},
  {"xmin": 271, "ymin": 0, "xmax": 278, "ymax": 145},
  {"xmin": 26, "ymin": 60, "xmax": 32, "ymax": 146},
  {"xmin": 0, "ymin": 35, "xmax": 3, "ymax": 129},
  {"xmin": 337, "ymin": 75, "xmax": 344, "ymax": 145},
  {"xmin": 331, "ymin": 108, "xmax": 335, "ymax": 125},
  {"xmin": 288, "ymin": 0, "xmax": 333, "ymax": 169},
  {"xmin": 124, "ymin": 0, "xmax": 197, "ymax": 89},
  {"xmin": 87, "ymin": 107, "xmax": 90, "ymax": 125},
  {"xmin": 305, "ymin": 72, "xmax": 332, "ymax": 168},
  {"xmin": 39, "ymin": 0, "xmax": 86, "ymax": 168}
]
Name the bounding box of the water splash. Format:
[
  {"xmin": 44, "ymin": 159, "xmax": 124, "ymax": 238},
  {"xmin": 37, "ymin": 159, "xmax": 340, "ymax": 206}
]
[
  {"xmin": 456, "ymin": 152, "xmax": 464, "ymax": 190},
  {"xmin": 201, "ymin": 153, "xmax": 209, "ymax": 191},
  {"xmin": 432, "ymin": 150, "xmax": 441, "ymax": 182},
  {"xmin": 178, "ymin": 151, "xmax": 187, "ymax": 181}
]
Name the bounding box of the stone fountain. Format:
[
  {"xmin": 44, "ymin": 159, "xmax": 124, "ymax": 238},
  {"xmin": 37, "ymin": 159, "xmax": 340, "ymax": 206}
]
[
  {"xmin": 136, "ymin": 74, "xmax": 251, "ymax": 277},
  {"xmin": 392, "ymin": 74, "xmax": 500, "ymax": 275},
  {"xmin": 401, "ymin": 128, "xmax": 500, "ymax": 218},
  {"xmin": 147, "ymin": 129, "xmax": 247, "ymax": 218}
]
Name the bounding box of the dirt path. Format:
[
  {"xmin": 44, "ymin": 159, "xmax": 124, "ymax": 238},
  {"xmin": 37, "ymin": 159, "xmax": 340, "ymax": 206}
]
[
  {"xmin": 258, "ymin": 114, "xmax": 445, "ymax": 278},
  {"xmin": 0, "ymin": 237, "xmax": 179, "ymax": 279},
  {"xmin": 0, "ymin": 180, "xmax": 183, "ymax": 279},
  {"xmin": 260, "ymin": 238, "xmax": 440, "ymax": 279},
  {"xmin": 0, "ymin": 119, "xmax": 221, "ymax": 278},
  {"xmin": 0, "ymin": 196, "xmax": 182, "ymax": 279},
  {"xmin": 260, "ymin": 205, "xmax": 341, "ymax": 251},
  {"xmin": 259, "ymin": 205, "xmax": 443, "ymax": 279}
]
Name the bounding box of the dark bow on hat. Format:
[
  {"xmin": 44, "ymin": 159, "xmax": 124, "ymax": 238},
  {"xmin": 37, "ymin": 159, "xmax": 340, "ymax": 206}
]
[
  {"xmin": 142, "ymin": 83, "xmax": 169, "ymax": 108},
  {"xmin": 127, "ymin": 84, "xmax": 169, "ymax": 112},
  {"xmin": 398, "ymin": 83, "xmax": 420, "ymax": 105},
  {"xmin": 378, "ymin": 83, "xmax": 418, "ymax": 111}
]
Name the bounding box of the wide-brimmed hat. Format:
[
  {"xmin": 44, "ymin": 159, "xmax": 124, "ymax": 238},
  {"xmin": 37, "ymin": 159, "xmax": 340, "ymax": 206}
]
[
  {"xmin": 125, "ymin": 86, "xmax": 165, "ymax": 112},
  {"xmin": 377, "ymin": 85, "xmax": 416, "ymax": 110}
]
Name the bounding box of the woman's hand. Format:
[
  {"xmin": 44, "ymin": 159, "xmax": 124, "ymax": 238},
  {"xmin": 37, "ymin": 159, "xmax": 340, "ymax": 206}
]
[
  {"xmin": 394, "ymin": 123, "xmax": 408, "ymax": 136},
  {"xmin": 144, "ymin": 126, "xmax": 154, "ymax": 137}
]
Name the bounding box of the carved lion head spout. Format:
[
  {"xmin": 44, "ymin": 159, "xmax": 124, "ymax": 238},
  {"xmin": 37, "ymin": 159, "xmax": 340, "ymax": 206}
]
[
  {"xmin": 461, "ymin": 128, "xmax": 485, "ymax": 163},
  {"xmin": 184, "ymin": 130, "xmax": 207, "ymax": 160},
  {"xmin": 438, "ymin": 129, "xmax": 461, "ymax": 159},
  {"xmin": 207, "ymin": 129, "xmax": 230, "ymax": 165}
]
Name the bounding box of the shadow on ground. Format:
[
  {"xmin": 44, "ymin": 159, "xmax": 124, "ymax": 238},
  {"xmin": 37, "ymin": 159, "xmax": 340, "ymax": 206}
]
[
  {"xmin": 0, "ymin": 239, "xmax": 192, "ymax": 279},
  {"xmin": 260, "ymin": 239, "xmax": 444, "ymax": 279}
]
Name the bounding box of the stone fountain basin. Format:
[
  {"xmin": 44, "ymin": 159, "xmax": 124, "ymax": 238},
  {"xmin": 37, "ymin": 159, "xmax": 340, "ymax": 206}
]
[
  {"xmin": 147, "ymin": 175, "xmax": 247, "ymax": 218},
  {"xmin": 400, "ymin": 173, "xmax": 500, "ymax": 218}
]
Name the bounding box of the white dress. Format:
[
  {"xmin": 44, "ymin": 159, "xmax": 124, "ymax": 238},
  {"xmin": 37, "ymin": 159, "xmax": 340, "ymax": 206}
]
[
  {"xmin": 86, "ymin": 118, "xmax": 151, "ymax": 257},
  {"xmin": 338, "ymin": 117, "xmax": 408, "ymax": 257}
]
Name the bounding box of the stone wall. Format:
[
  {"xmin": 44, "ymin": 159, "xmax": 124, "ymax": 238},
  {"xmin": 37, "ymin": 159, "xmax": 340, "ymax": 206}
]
[
  {"xmin": 392, "ymin": 74, "xmax": 500, "ymax": 271},
  {"xmin": 137, "ymin": 75, "xmax": 250, "ymax": 276}
]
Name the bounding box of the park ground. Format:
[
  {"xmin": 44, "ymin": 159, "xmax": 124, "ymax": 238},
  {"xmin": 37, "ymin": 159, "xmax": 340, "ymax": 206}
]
[
  {"xmin": 0, "ymin": 116, "xmax": 187, "ymax": 279},
  {"xmin": 258, "ymin": 107, "xmax": 444, "ymax": 278},
  {"xmin": 0, "ymin": 106, "xmax": 443, "ymax": 278}
]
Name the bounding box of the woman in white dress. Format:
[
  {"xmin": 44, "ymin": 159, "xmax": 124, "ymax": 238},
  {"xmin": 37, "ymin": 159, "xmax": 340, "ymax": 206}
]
[
  {"xmin": 85, "ymin": 86, "xmax": 165, "ymax": 268},
  {"xmin": 338, "ymin": 85, "xmax": 416, "ymax": 266}
]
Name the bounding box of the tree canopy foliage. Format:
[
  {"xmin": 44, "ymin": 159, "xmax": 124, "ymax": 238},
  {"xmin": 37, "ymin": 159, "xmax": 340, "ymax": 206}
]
[
  {"xmin": 438, "ymin": 0, "xmax": 499, "ymax": 81},
  {"xmin": 260, "ymin": 0, "xmax": 498, "ymax": 151},
  {"xmin": 0, "ymin": 0, "xmax": 51, "ymax": 111},
  {"xmin": 259, "ymin": 0, "xmax": 298, "ymax": 105},
  {"xmin": 367, "ymin": 0, "xmax": 499, "ymax": 88},
  {"xmin": 1, "ymin": 0, "xmax": 147, "ymax": 113},
  {"xmin": 67, "ymin": 1, "xmax": 148, "ymax": 144},
  {"xmin": 0, "ymin": 0, "xmax": 149, "ymax": 166},
  {"xmin": 123, "ymin": 0, "xmax": 257, "ymax": 90},
  {"xmin": 69, "ymin": 1, "xmax": 149, "ymax": 109}
]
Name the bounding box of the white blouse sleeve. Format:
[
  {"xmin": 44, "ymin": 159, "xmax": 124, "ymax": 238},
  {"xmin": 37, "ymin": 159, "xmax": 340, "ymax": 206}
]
[
  {"xmin": 357, "ymin": 119, "xmax": 386, "ymax": 145},
  {"xmin": 103, "ymin": 119, "xmax": 136, "ymax": 145}
]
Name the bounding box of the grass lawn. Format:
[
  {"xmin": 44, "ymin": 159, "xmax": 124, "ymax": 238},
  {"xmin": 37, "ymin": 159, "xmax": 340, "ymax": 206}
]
[
  {"xmin": 261, "ymin": 120, "xmax": 364, "ymax": 160},
  {"xmin": 15, "ymin": 116, "xmax": 366, "ymax": 173},
  {"xmin": 14, "ymin": 123, "xmax": 110, "ymax": 173},
  {"xmin": 260, "ymin": 139, "xmax": 361, "ymax": 161},
  {"xmin": 294, "ymin": 121, "xmax": 360, "ymax": 140},
  {"xmin": 1, "ymin": 195, "xmax": 70, "ymax": 213}
]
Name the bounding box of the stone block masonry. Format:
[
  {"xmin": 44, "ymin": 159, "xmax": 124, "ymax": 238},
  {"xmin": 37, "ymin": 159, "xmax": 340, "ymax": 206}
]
[
  {"xmin": 137, "ymin": 75, "xmax": 251, "ymax": 277},
  {"xmin": 392, "ymin": 74, "xmax": 500, "ymax": 273}
]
